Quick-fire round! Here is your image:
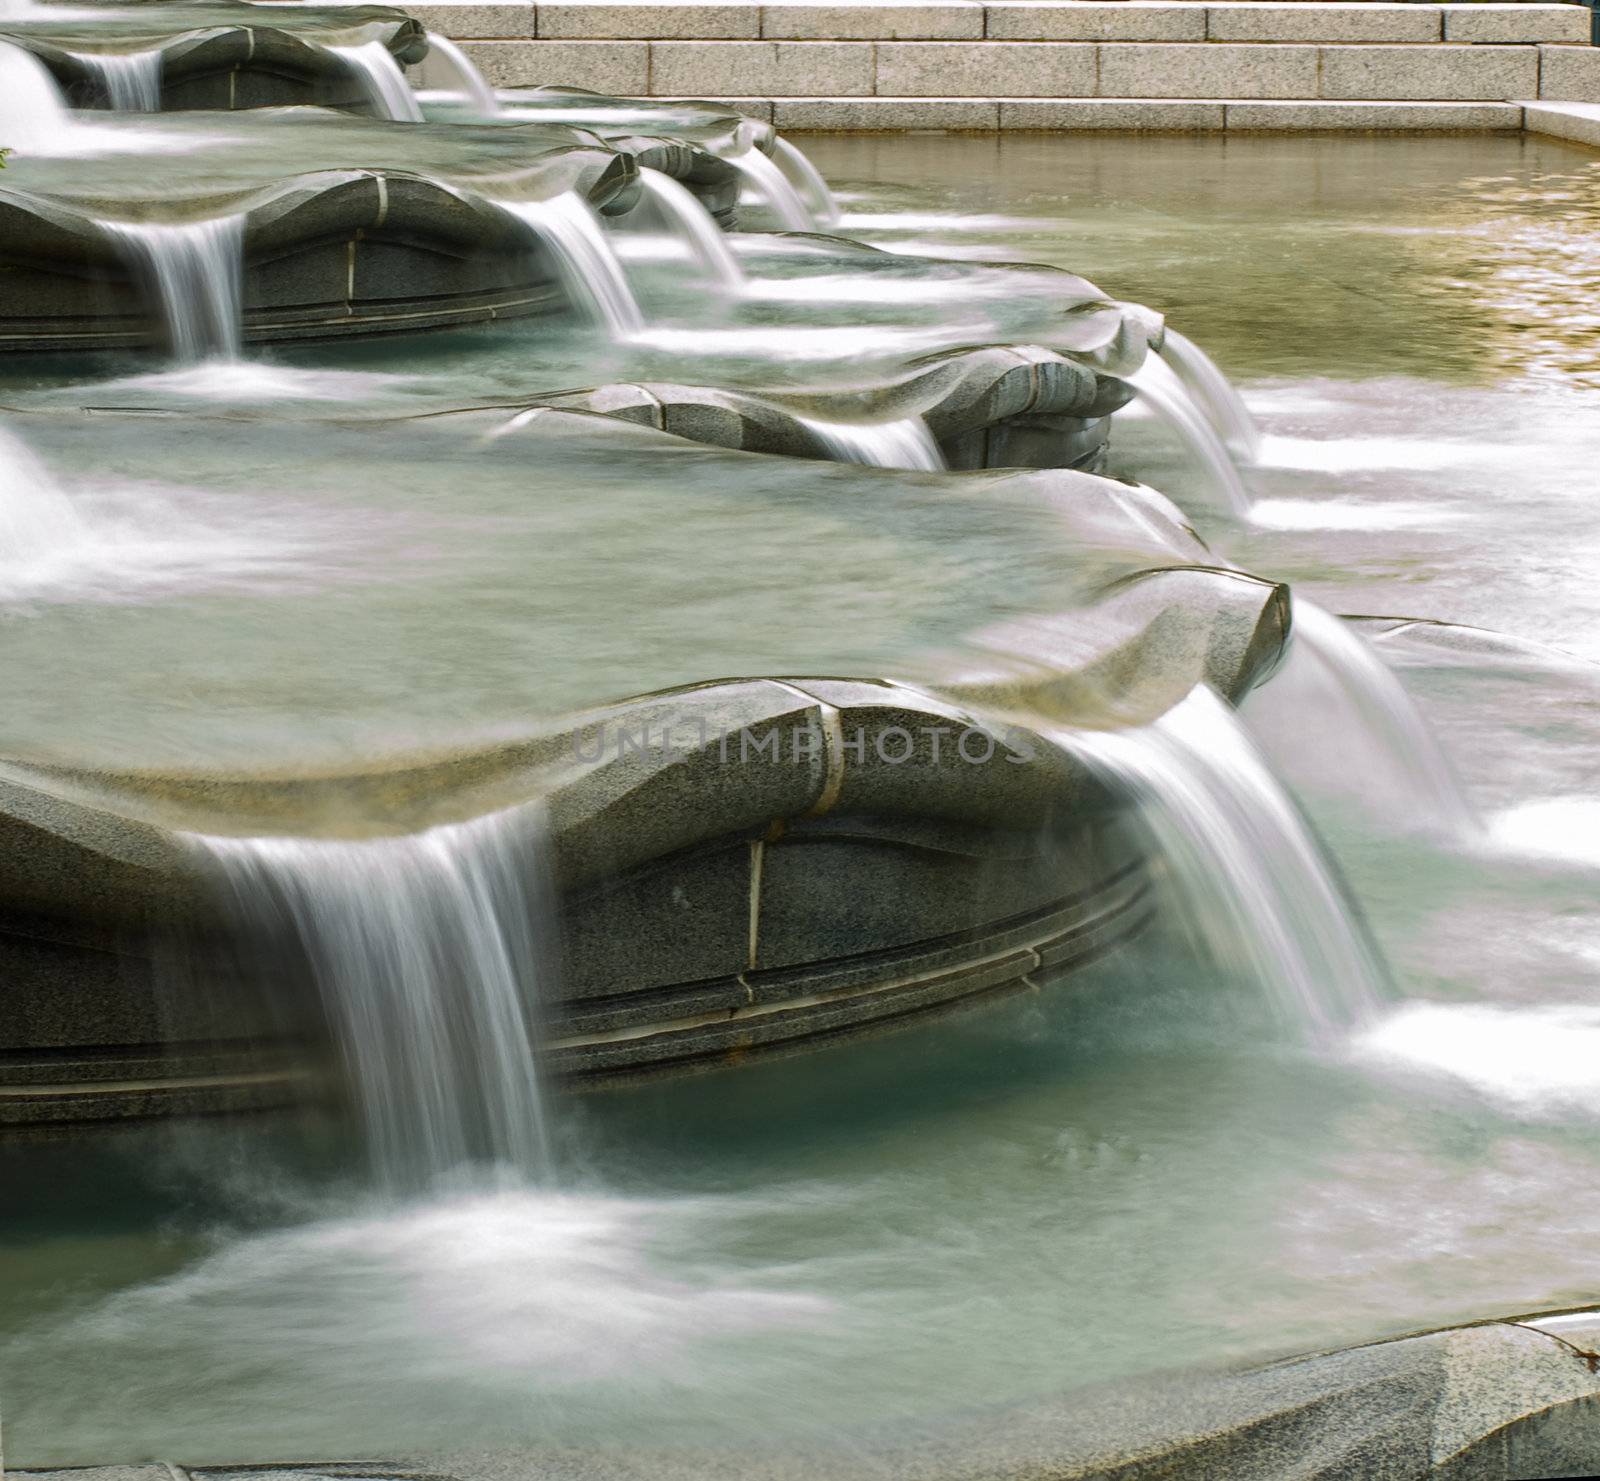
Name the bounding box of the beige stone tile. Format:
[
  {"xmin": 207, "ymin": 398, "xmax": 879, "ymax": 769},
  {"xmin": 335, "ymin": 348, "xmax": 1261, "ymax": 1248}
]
[
  {"xmin": 762, "ymin": 3, "xmax": 983, "ymax": 39},
  {"xmin": 1539, "ymin": 43, "xmax": 1600, "ymax": 100},
  {"xmin": 986, "ymin": 3, "xmax": 1204, "ymax": 41},
  {"xmin": 1098, "ymin": 41, "xmax": 1318, "ymax": 98},
  {"xmin": 649, "ymin": 39, "xmax": 875, "ymax": 94},
  {"xmin": 1001, "ymin": 97, "xmax": 1224, "ymax": 126},
  {"xmin": 1318, "ymin": 43, "xmax": 1538, "ymax": 100},
  {"xmin": 1206, "ymin": 3, "xmax": 1439, "ymax": 43},
  {"xmin": 1524, "ymin": 99, "xmax": 1600, "ymax": 144},
  {"xmin": 1225, "ymin": 99, "xmax": 1523, "ymax": 129},
  {"xmin": 876, "ymin": 40, "xmax": 1095, "ymax": 95},
  {"xmin": 774, "ymin": 96, "xmax": 1000, "ymax": 125},
  {"xmin": 537, "ymin": 3, "xmax": 760, "ymax": 38},
  {"xmin": 460, "ymin": 38, "xmax": 649, "ymax": 88},
  {"xmin": 1444, "ymin": 4, "xmax": 1589, "ymax": 44}
]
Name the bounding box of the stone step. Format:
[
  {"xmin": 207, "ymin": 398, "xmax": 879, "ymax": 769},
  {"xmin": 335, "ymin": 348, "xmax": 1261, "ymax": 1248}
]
[
  {"xmin": 451, "ymin": 38, "xmax": 1599, "ymax": 100},
  {"xmin": 409, "ymin": 2, "xmax": 1591, "ymax": 45},
  {"xmin": 660, "ymin": 95, "xmax": 1529, "ymax": 127}
]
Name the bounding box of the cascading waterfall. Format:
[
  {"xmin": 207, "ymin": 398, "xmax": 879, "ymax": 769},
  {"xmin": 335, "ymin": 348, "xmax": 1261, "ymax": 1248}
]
[
  {"xmin": 0, "ymin": 38, "xmax": 72, "ymax": 152},
  {"xmin": 329, "ymin": 38, "xmax": 424, "ymax": 123},
  {"xmin": 102, "ymin": 213, "xmax": 245, "ymax": 361},
  {"xmin": 1285, "ymin": 600, "xmax": 1477, "ymax": 839},
  {"xmin": 1126, "ymin": 353, "xmax": 1253, "ymax": 517},
  {"xmin": 637, "ymin": 168, "xmax": 744, "ymax": 286},
  {"xmin": 195, "ymin": 805, "xmax": 557, "ymax": 1188},
  {"xmin": 78, "ymin": 47, "xmax": 164, "ymax": 111},
  {"xmin": 1158, "ymin": 328, "xmax": 1260, "ymax": 463},
  {"xmin": 1055, "ymin": 686, "xmax": 1388, "ymax": 1038},
  {"xmin": 731, "ymin": 147, "xmax": 815, "ymax": 232},
  {"xmin": 421, "ymin": 32, "xmax": 497, "ymax": 115},
  {"xmin": 0, "ymin": 422, "xmax": 89, "ymax": 569},
  {"xmin": 797, "ymin": 415, "xmax": 946, "ymax": 471},
  {"xmin": 496, "ymin": 193, "xmax": 644, "ymax": 335},
  {"xmin": 772, "ymin": 137, "xmax": 841, "ymax": 227}
]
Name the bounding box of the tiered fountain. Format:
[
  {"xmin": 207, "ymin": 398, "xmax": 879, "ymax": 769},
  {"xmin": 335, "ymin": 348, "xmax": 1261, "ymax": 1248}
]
[{"xmin": 0, "ymin": 0, "xmax": 1303, "ymax": 1137}]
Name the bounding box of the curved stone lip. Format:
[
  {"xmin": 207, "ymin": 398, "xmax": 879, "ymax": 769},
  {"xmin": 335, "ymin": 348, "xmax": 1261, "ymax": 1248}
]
[
  {"xmin": 493, "ymin": 84, "xmax": 773, "ymax": 161},
  {"xmin": 0, "ymin": 4, "xmax": 428, "ymax": 95},
  {"xmin": 5, "ymin": 1303, "xmax": 1597, "ymax": 1475},
  {"xmin": 514, "ymin": 343, "xmax": 1133, "ymax": 452},
  {"xmin": 0, "ymin": 552, "xmax": 1288, "ymax": 935}
]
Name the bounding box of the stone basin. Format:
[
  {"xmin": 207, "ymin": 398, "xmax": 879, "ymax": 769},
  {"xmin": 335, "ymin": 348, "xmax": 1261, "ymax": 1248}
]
[
  {"xmin": 0, "ymin": 408, "xmax": 1287, "ymax": 1127},
  {"xmin": 0, "ymin": 109, "xmax": 655, "ymax": 350},
  {"xmin": 0, "ymin": 1, "xmax": 426, "ymax": 112}
]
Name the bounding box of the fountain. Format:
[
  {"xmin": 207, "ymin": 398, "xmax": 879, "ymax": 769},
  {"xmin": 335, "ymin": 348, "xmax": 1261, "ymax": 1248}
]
[{"xmin": 0, "ymin": 12, "xmax": 1562, "ymax": 1480}]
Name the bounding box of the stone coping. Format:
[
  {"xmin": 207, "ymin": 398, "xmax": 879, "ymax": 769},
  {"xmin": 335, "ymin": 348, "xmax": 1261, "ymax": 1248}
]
[
  {"xmin": 404, "ymin": 2, "xmax": 1592, "ymax": 44},
  {"xmin": 11, "ymin": 1306, "xmax": 1600, "ymax": 1477}
]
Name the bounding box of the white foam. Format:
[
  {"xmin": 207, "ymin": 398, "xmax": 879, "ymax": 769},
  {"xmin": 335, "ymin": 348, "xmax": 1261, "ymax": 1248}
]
[
  {"xmin": 1250, "ymin": 498, "xmax": 1452, "ymax": 532},
  {"xmin": 1258, "ymin": 434, "xmax": 1487, "ymax": 473},
  {"xmin": 1488, "ymin": 798, "xmax": 1600, "ymax": 868},
  {"xmin": 1356, "ymin": 1002, "xmax": 1600, "ymax": 1115}
]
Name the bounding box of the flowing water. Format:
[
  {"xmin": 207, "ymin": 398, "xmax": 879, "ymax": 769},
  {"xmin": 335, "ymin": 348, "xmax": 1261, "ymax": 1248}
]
[
  {"xmin": 731, "ymin": 145, "xmax": 817, "ymax": 230},
  {"xmin": 773, "ymin": 135, "xmax": 842, "ymax": 227},
  {"xmin": 328, "ymin": 38, "xmax": 424, "ymax": 123},
  {"xmin": 1159, "ymin": 326, "xmax": 1261, "ymax": 463},
  {"xmin": 197, "ymin": 807, "xmax": 557, "ymax": 1189},
  {"xmin": 1056, "ymin": 687, "xmax": 1388, "ymax": 1038},
  {"xmin": 794, "ymin": 413, "xmax": 946, "ymax": 470},
  {"xmin": 421, "ymin": 31, "xmax": 498, "ymax": 115},
  {"xmin": 76, "ymin": 46, "xmax": 162, "ymax": 110},
  {"xmin": 495, "ymin": 192, "xmax": 645, "ymax": 335},
  {"xmin": 6, "ymin": 132, "xmax": 1600, "ymax": 1472},
  {"xmin": 1125, "ymin": 352, "xmax": 1253, "ymax": 516},
  {"xmin": 636, "ymin": 167, "xmax": 745, "ymax": 285},
  {"xmin": 100, "ymin": 213, "xmax": 244, "ymax": 361}
]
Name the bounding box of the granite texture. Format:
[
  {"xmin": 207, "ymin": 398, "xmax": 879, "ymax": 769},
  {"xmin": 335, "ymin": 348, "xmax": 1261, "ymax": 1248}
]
[
  {"xmin": 1099, "ymin": 40, "xmax": 1320, "ymax": 98},
  {"xmin": 461, "ymin": 36, "xmax": 650, "ymax": 88},
  {"xmin": 986, "ymin": 3, "xmax": 1206, "ymax": 42},
  {"xmin": 999, "ymin": 97, "xmax": 1225, "ymax": 128},
  {"xmin": 1207, "ymin": 1, "xmax": 1442, "ymax": 42},
  {"xmin": 1225, "ymin": 99, "xmax": 1523, "ymax": 129},
  {"xmin": 763, "ymin": 2, "xmax": 983, "ymax": 39},
  {"xmin": 875, "ymin": 40, "xmax": 1097, "ymax": 96},
  {"xmin": 1539, "ymin": 43, "xmax": 1600, "ymax": 101},
  {"xmin": 1318, "ymin": 42, "xmax": 1539, "ymax": 100},
  {"xmin": 21, "ymin": 1309, "xmax": 1600, "ymax": 1476},
  {"xmin": 1444, "ymin": 3, "xmax": 1589, "ymax": 43},
  {"xmin": 651, "ymin": 37, "xmax": 875, "ymax": 94},
  {"xmin": 1524, "ymin": 98, "xmax": 1600, "ymax": 144},
  {"xmin": 538, "ymin": 2, "xmax": 761, "ymax": 37}
]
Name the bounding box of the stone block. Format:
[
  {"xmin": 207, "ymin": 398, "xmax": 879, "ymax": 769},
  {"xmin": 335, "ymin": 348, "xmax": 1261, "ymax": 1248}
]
[
  {"xmin": 1444, "ymin": 4, "xmax": 1589, "ymax": 44},
  {"xmin": 1207, "ymin": 3, "xmax": 1440, "ymax": 43},
  {"xmin": 405, "ymin": 3, "xmax": 535, "ymax": 39},
  {"xmin": 1000, "ymin": 97, "xmax": 1224, "ymax": 128},
  {"xmin": 1524, "ymin": 99, "xmax": 1600, "ymax": 144},
  {"xmin": 774, "ymin": 96, "xmax": 1000, "ymax": 127},
  {"xmin": 986, "ymin": 3, "xmax": 1204, "ymax": 41},
  {"xmin": 875, "ymin": 40, "xmax": 1096, "ymax": 96},
  {"xmin": 1098, "ymin": 41, "xmax": 1318, "ymax": 98},
  {"xmin": 537, "ymin": 2, "xmax": 761, "ymax": 38},
  {"xmin": 1540, "ymin": 43, "xmax": 1600, "ymax": 100},
  {"xmin": 1224, "ymin": 99, "xmax": 1523, "ymax": 129},
  {"xmin": 649, "ymin": 39, "xmax": 874, "ymax": 94},
  {"xmin": 1318, "ymin": 43, "xmax": 1538, "ymax": 101},
  {"xmin": 762, "ymin": 2, "xmax": 983, "ymax": 39},
  {"xmin": 459, "ymin": 38, "xmax": 649, "ymax": 89}
]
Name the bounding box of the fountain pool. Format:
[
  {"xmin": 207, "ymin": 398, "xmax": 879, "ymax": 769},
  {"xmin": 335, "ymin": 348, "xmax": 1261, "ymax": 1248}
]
[{"xmin": 4, "ymin": 112, "xmax": 1600, "ymax": 1481}]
